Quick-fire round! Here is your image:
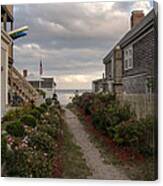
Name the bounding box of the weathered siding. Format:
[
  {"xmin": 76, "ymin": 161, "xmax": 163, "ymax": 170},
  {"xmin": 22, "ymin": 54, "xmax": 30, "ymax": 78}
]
[
  {"xmin": 122, "ymin": 30, "xmax": 155, "ymax": 94},
  {"xmin": 105, "ymin": 56, "xmax": 114, "ymax": 80},
  {"xmin": 102, "ymin": 10, "xmax": 157, "ymax": 119},
  {"xmin": 123, "ymin": 30, "xmax": 154, "ymax": 77},
  {"xmin": 92, "ymin": 80, "xmax": 103, "ymax": 93},
  {"xmin": 123, "ymin": 74, "xmax": 147, "ymax": 94},
  {"xmin": 29, "ymin": 81, "xmax": 39, "ymax": 89},
  {"xmin": 105, "ymin": 62, "xmax": 112, "ymax": 79}
]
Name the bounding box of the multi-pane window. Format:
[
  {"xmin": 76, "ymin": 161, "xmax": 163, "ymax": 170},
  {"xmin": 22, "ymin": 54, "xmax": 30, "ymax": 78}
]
[{"xmin": 124, "ymin": 46, "xmax": 133, "ymax": 70}]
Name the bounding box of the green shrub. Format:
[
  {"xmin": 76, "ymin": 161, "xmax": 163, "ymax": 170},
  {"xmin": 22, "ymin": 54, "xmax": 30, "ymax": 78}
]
[
  {"xmin": 37, "ymin": 89, "xmax": 46, "ymax": 99},
  {"xmin": 36, "ymin": 106, "xmax": 46, "ymax": 114},
  {"xmin": 29, "ymin": 131, "xmax": 54, "ymax": 155},
  {"xmin": 6, "ymin": 120, "xmax": 25, "ymax": 137},
  {"xmin": 2, "ymin": 110, "xmax": 16, "ymax": 121},
  {"xmin": 117, "ymin": 104, "xmax": 135, "ymax": 121},
  {"xmin": 97, "ymin": 93, "xmax": 115, "ymax": 105},
  {"xmin": 136, "ymin": 117, "xmax": 154, "ymax": 155},
  {"xmin": 92, "ymin": 110, "xmax": 111, "ymax": 132},
  {"xmin": 27, "ymin": 150, "xmax": 53, "ymax": 177},
  {"xmin": 2, "ymin": 102, "xmax": 62, "ymax": 177},
  {"xmin": 73, "ymin": 92, "xmax": 155, "ymax": 156},
  {"xmin": 20, "ymin": 114, "xmax": 37, "ymax": 128},
  {"xmin": 2, "ymin": 107, "xmax": 32, "ymax": 122},
  {"xmin": 1, "ymin": 136, "xmax": 7, "ymax": 163},
  {"xmin": 113, "ymin": 120, "xmax": 138, "ymax": 145},
  {"xmin": 40, "ymin": 103, "xmax": 48, "ymax": 111},
  {"xmin": 38, "ymin": 124, "xmax": 58, "ymax": 138},
  {"xmin": 2, "ymin": 109, "xmax": 22, "ymax": 121},
  {"xmin": 29, "ymin": 109, "xmax": 41, "ymax": 120},
  {"xmin": 113, "ymin": 117, "xmax": 155, "ymax": 155},
  {"xmin": 5, "ymin": 148, "xmax": 53, "ymax": 177},
  {"xmin": 5, "ymin": 148, "xmax": 28, "ymax": 177},
  {"xmin": 45, "ymin": 98, "xmax": 52, "ymax": 106},
  {"xmin": 92, "ymin": 103, "xmax": 126, "ymax": 136}
]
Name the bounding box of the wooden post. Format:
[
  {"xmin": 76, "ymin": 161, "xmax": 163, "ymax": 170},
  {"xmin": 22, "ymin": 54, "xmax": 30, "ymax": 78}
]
[
  {"xmin": 3, "ymin": 13, "xmax": 7, "ymax": 31},
  {"xmin": 114, "ymin": 46, "xmax": 123, "ymax": 102},
  {"xmin": 10, "ymin": 21, "xmax": 13, "ymax": 31}
]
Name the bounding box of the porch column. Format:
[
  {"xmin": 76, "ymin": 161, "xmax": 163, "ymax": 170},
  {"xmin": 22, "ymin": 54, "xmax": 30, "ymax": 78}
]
[
  {"xmin": 3, "ymin": 13, "xmax": 7, "ymax": 31},
  {"xmin": 114, "ymin": 46, "xmax": 123, "ymax": 101}
]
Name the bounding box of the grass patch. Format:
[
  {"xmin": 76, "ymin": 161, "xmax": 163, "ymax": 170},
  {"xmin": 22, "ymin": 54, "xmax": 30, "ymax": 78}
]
[{"xmin": 62, "ymin": 121, "xmax": 91, "ymax": 178}]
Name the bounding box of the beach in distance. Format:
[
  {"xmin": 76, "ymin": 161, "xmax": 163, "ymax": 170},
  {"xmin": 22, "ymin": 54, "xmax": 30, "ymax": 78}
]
[{"xmin": 56, "ymin": 89, "xmax": 91, "ymax": 105}]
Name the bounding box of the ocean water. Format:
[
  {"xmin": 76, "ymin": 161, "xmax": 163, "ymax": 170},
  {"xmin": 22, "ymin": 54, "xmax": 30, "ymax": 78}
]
[{"xmin": 56, "ymin": 89, "xmax": 91, "ymax": 106}]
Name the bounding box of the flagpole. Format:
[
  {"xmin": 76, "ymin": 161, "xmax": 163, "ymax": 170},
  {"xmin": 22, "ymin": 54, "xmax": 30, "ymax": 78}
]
[
  {"xmin": 39, "ymin": 59, "xmax": 42, "ymax": 90},
  {"xmin": 39, "ymin": 73, "xmax": 41, "ymax": 90}
]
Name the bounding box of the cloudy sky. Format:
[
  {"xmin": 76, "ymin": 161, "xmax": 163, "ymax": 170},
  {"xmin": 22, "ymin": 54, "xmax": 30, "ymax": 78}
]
[{"xmin": 14, "ymin": 0, "xmax": 153, "ymax": 89}]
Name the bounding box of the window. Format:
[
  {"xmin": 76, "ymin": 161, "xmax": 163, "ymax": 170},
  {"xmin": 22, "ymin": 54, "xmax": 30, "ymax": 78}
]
[{"xmin": 124, "ymin": 46, "xmax": 133, "ymax": 70}]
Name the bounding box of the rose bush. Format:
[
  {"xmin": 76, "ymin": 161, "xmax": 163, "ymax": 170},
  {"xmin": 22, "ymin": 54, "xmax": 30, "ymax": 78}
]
[
  {"xmin": 6, "ymin": 120, "xmax": 25, "ymax": 137},
  {"xmin": 1, "ymin": 102, "xmax": 62, "ymax": 177},
  {"xmin": 20, "ymin": 114, "xmax": 37, "ymax": 128},
  {"xmin": 72, "ymin": 92, "xmax": 155, "ymax": 155},
  {"xmin": 29, "ymin": 109, "xmax": 41, "ymax": 120}
]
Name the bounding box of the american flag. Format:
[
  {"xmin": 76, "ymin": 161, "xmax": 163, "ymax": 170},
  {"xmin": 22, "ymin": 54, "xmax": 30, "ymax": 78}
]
[{"xmin": 40, "ymin": 60, "xmax": 43, "ymax": 75}]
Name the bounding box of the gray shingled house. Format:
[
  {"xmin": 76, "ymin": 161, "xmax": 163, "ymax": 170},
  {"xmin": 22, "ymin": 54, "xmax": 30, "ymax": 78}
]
[
  {"xmin": 92, "ymin": 72, "xmax": 109, "ymax": 93},
  {"xmin": 102, "ymin": 8, "xmax": 157, "ymax": 118}
]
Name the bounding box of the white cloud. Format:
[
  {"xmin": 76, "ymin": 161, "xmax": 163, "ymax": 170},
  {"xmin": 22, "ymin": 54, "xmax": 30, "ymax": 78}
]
[
  {"xmin": 58, "ymin": 74, "xmax": 91, "ymax": 83},
  {"xmin": 37, "ymin": 17, "xmax": 68, "ymax": 33},
  {"xmin": 14, "ymin": 1, "xmax": 153, "ymax": 89},
  {"xmin": 83, "ymin": 2, "xmax": 115, "ymax": 15},
  {"xmin": 56, "ymin": 72, "xmax": 102, "ymax": 89},
  {"xmin": 132, "ymin": 0, "xmax": 152, "ymax": 14},
  {"xmin": 22, "ymin": 43, "xmax": 40, "ymax": 49}
]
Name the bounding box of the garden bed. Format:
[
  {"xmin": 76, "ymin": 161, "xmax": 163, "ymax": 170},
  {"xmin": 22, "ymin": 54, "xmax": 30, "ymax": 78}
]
[
  {"xmin": 1, "ymin": 101, "xmax": 63, "ymax": 178},
  {"xmin": 1, "ymin": 99, "xmax": 90, "ymax": 178},
  {"xmin": 68, "ymin": 92, "xmax": 157, "ymax": 180}
]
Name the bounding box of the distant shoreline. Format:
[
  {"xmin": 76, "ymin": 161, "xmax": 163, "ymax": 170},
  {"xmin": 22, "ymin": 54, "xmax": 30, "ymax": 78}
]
[
  {"xmin": 56, "ymin": 89, "xmax": 92, "ymax": 93},
  {"xmin": 55, "ymin": 89, "xmax": 92, "ymax": 105}
]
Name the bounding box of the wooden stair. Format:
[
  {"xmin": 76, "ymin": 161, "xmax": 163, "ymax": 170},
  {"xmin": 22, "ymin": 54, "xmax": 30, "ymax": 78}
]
[{"xmin": 8, "ymin": 66, "xmax": 42, "ymax": 105}]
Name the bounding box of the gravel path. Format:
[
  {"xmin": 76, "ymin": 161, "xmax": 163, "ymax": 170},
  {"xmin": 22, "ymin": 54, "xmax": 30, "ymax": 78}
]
[{"xmin": 64, "ymin": 108, "xmax": 128, "ymax": 180}]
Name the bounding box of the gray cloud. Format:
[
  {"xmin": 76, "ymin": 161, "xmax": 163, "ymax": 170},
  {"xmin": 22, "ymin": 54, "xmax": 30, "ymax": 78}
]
[
  {"xmin": 13, "ymin": 1, "xmax": 152, "ymax": 89},
  {"xmin": 112, "ymin": 1, "xmax": 135, "ymax": 12}
]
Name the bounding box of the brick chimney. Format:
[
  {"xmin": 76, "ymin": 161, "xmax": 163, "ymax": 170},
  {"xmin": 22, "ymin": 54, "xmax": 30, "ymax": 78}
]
[
  {"xmin": 131, "ymin": 10, "xmax": 144, "ymax": 28},
  {"xmin": 23, "ymin": 69, "xmax": 28, "ymax": 78}
]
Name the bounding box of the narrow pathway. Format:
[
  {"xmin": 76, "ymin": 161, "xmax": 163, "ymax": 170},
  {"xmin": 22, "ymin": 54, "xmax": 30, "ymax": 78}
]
[{"xmin": 64, "ymin": 108, "xmax": 128, "ymax": 180}]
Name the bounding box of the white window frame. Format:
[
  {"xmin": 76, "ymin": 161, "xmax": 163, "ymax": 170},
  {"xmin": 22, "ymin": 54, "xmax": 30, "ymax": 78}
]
[{"xmin": 124, "ymin": 46, "xmax": 133, "ymax": 70}]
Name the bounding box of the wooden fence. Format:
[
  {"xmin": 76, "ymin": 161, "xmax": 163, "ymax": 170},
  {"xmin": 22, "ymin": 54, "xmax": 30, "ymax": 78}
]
[{"xmin": 122, "ymin": 93, "xmax": 155, "ymax": 119}]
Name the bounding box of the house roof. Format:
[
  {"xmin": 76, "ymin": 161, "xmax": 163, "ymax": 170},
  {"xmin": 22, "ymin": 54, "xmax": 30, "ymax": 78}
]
[
  {"xmin": 92, "ymin": 78, "xmax": 106, "ymax": 83},
  {"xmin": 1, "ymin": 5, "xmax": 14, "ymax": 22},
  {"xmin": 103, "ymin": 9, "xmax": 156, "ymax": 64},
  {"xmin": 27, "ymin": 74, "xmax": 55, "ymax": 81},
  {"xmin": 28, "ymin": 76, "xmax": 57, "ymax": 86},
  {"xmin": 28, "ymin": 78, "xmax": 44, "ymax": 82},
  {"xmin": 119, "ymin": 9, "xmax": 155, "ymax": 47}
]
